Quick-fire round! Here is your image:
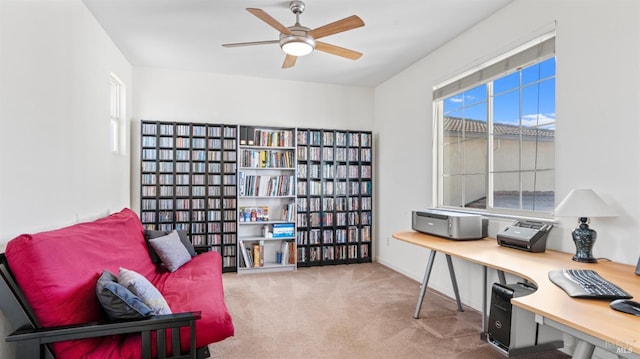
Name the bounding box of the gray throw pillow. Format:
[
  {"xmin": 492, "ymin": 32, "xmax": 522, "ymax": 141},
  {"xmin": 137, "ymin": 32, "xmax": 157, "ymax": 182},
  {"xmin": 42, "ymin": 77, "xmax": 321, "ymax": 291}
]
[
  {"xmin": 148, "ymin": 230, "xmax": 192, "ymax": 272},
  {"xmin": 95, "ymin": 270, "xmax": 153, "ymax": 320},
  {"xmin": 118, "ymin": 267, "xmax": 171, "ymax": 315},
  {"xmin": 144, "ymin": 229, "xmax": 196, "ymax": 264}
]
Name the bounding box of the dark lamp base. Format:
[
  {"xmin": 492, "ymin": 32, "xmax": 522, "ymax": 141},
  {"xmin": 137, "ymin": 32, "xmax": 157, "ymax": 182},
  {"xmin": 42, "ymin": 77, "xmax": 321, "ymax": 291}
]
[
  {"xmin": 571, "ymin": 218, "xmax": 597, "ymax": 264},
  {"xmin": 572, "ymin": 255, "xmax": 598, "ymax": 263}
]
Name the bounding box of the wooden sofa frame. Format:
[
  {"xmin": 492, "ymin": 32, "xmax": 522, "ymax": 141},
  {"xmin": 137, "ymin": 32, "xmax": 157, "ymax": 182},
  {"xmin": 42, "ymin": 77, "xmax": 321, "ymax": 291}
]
[{"xmin": 0, "ymin": 254, "xmax": 211, "ymax": 359}]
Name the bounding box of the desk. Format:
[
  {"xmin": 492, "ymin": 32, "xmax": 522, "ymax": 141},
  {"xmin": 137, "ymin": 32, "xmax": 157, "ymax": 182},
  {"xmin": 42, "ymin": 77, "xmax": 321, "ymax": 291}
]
[{"xmin": 393, "ymin": 231, "xmax": 640, "ymax": 359}]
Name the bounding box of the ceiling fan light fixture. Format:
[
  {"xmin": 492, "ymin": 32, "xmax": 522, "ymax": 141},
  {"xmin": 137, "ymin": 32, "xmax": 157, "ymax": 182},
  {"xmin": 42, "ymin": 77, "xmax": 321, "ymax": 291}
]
[
  {"xmin": 223, "ymin": 3, "xmax": 365, "ymax": 68},
  {"xmin": 280, "ymin": 35, "xmax": 315, "ymax": 56}
]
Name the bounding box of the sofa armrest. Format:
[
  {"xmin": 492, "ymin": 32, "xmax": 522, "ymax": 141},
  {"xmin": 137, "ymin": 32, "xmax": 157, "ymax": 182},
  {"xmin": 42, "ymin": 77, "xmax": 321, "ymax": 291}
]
[{"xmin": 6, "ymin": 311, "xmax": 202, "ymax": 359}]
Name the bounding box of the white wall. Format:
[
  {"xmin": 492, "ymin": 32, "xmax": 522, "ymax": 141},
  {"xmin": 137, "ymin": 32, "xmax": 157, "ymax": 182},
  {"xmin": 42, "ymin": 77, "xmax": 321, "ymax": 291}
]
[
  {"xmin": 0, "ymin": 0, "xmax": 132, "ymax": 356},
  {"xmin": 0, "ymin": 0, "xmax": 133, "ymax": 241},
  {"xmin": 130, "ymin": 67, "xmax": 374, "ymax": 213},
  {"xmin": 375, "ymin": 0, "xmax": 640, "ymax": 318}
]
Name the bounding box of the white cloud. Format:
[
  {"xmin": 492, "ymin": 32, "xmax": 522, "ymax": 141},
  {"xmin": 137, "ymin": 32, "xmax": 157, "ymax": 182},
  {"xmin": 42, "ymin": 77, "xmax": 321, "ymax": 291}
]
[
  {"xmin": 449, "ymin": 95, "xmax": 463, "ymax": 103},
  {"xmin": 447, "ymin": 93, "xmax": 481, "ymax": 104},
  {"xmin": 522, "ymin": 113, "xmax": 555, "ymax": 128}
]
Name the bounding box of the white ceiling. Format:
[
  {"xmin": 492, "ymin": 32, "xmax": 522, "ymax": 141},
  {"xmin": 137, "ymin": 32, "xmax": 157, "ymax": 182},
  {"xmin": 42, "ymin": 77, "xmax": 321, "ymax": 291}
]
[{"xmin": 82, "ymin": 0, "xmax": 513, "ymax": 87}]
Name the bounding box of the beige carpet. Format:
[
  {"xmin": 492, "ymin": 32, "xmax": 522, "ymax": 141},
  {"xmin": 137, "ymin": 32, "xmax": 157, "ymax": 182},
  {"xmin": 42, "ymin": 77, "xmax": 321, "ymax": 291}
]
[{"xmin": 209, "ymin": 262, "xmax": 569, "ymax": 358}]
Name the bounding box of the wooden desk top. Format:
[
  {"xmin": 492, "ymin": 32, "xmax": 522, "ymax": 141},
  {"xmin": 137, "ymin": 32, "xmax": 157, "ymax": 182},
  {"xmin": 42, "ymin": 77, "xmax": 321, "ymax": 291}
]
[{"xmin": 393, "ymin": 231, "xmax": 640, "ymax": 354}]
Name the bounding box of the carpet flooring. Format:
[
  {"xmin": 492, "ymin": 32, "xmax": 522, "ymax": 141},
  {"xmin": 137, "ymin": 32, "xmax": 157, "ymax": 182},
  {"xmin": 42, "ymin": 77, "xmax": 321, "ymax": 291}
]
[{"xmin": 209, "ymin": 262, "xmax": 570, "ymax": 358}]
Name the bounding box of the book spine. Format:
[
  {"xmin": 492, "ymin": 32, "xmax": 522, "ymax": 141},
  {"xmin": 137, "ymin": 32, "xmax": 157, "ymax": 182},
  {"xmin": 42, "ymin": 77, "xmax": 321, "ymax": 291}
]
[
  {"xmin": 259, "ymin": 240, "xmax": 264, "ymax": 266},
  {"xmin": 252, "ymin": 243, "xmax": 261, "ymax": 268}
]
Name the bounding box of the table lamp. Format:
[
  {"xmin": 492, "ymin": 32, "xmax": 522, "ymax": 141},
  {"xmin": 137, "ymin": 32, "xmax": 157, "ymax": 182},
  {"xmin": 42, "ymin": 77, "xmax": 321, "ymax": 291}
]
[{"xmin": 554, "ymin": 189, "xmax": 616, "ymax": 263}]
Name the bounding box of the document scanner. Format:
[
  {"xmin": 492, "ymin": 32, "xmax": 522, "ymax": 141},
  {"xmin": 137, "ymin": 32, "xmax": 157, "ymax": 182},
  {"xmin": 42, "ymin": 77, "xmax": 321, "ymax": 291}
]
[
  {"xmin": 412, "ymin": 209, "xmax": 487, "ymax": 240},
  {"xmin": 496, "ymin": 220, "xmax": 553, "ymax": 253}
]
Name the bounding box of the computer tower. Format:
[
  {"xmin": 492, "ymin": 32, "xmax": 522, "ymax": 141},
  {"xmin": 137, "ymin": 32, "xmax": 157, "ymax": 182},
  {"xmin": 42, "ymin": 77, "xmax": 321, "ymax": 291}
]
[{"xmin": 488, "ymin": 282, "xmax": 563, "ymax": 355}]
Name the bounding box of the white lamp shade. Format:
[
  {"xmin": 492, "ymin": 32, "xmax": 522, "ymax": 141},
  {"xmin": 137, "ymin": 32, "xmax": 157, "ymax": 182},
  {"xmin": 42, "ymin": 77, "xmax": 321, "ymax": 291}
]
[{"xmin": 554, "ymin": 189, "xmax": 616, "ymax": 218}]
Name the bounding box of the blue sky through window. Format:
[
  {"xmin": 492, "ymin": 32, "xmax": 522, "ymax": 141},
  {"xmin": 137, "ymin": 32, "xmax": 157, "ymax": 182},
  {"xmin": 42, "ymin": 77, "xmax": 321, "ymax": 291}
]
[{"xmin": 443, "ymin": 57, "xmax": 556, "ymax": 129}]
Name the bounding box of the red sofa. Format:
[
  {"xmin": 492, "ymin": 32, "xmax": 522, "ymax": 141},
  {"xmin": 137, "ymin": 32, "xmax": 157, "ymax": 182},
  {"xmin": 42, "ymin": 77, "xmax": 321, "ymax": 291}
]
[{"xmin": 3, "ymin": 208, "xmax": 234, "ymax": 358}]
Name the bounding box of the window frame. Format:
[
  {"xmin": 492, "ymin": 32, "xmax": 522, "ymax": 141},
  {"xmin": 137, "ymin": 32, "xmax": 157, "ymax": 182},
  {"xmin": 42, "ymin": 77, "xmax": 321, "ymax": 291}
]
[
  {"xmin": 433, "ymin": 34, "xmax": 556, "ymax": 219},
  {"xmin": 110, "ymin": 73, "xmax": 126, "ymax": 155}
]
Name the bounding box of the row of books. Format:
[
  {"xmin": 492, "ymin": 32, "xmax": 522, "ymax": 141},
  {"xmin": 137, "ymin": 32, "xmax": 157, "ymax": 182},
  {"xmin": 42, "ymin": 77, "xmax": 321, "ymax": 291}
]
[
  {"xmin": 300, "ymin": 164, "xmax": 370, "ymax": 179},
  {"xmin": 296, "ymin": 181, "xmax": 373, "ymax": 196},
  {"xmin": 239, "ymin": 206, "xmax": 270, "ymax": 222},
  {"xmin": 282, "ymin": 202, "xmax": 295, "ymax": 222},
  {"xmin": 142, "ymin": 123, "xmax": 237, "ymax": 138},
  {"xmin": 239, "ymin": 149, "xmax": 295, "ymax": 169},
  {"xmin": 238, "ymin": 173, "xmax": 295, "ymax": 197},
  {"xmin": 144, "ymin": 124, "xmax": 370, "ymax": 149},
  {"xmin": 238, "ymin": 205, "xmax": 295, "ymax": 223},
  {"xmin": 296, "ymin": 226, "xmax": 371, "ymax": 244},
  {"xmin": 142, "ymin": 186, "xmax": 236, "ymax": 201},
  {"xmin": 239, "ymin": 127, "xmax": 294, "ymax": 148},
  {"xmin": 141, "ymin": 209, "xmax": 237, "ymax": 223},
  {"xmin": 239, "ymin": 240, "xmax": 295, "ymax": 268},
  {"xmin": 141, "ymin": 148, "xmax": 236, "ymax": 162},
  {"xmin": 296, "ymin": 148, "xmax": 372, "ymax": 162},
  {"xmin": 296, "ymin": 130, "xmax": 372, "ymax": 148},
  {"xmin": 296, "ymin": 243, "xmax": 370, "ymax": 262},
  {"xmin": 296, "ymin": 211, "xmax": 372, "ymax": 226},
  {"xmin": 296, "ymin": 197, "xmax": 373, "ymax": 212}
]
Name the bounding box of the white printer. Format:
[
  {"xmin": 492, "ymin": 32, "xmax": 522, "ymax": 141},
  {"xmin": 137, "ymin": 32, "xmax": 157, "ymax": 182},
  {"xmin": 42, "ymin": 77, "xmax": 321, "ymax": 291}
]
[{"xmin": 412, "ymin": 209, "xmax": 488, "ymax": 240}]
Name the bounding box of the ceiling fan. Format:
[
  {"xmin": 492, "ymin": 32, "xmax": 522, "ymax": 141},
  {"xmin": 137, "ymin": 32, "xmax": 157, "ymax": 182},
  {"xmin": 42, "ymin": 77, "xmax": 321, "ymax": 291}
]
[{"xmin": 222, "ymin": 1, "xmax": 365, "ymax": 69}]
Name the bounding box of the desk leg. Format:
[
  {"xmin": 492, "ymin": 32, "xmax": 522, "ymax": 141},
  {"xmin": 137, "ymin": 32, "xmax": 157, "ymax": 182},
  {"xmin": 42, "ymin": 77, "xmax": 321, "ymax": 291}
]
[
  {"xmin": 573, "ymin": 340, "xmax": 595, "ymax": 359},
  {"xmin": 413, "ymin": 250, "xmax": 437, "ymax": 319},
  {"xmin": 497, "ymin": 270, "xmax": 506, "ymax": 285},
  {"xmin": 445, "ymin": 254, "xmax": 464, "ymax": 312},
  {"xmin": 482, "ymin": 265, "xmax": 488, "ymax": 334}
]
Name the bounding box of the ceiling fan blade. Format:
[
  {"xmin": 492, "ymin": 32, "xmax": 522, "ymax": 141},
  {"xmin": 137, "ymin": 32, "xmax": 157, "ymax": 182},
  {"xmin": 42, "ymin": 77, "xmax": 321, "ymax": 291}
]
[
  {"xmin": 247, "ymin": 8, "xmax": 292, "ymax": 35},
  {"xmin": 282, "ymin": 54, "xmax": 297, "ymax": 69},
  {"xmin": 307, "ymin": 15, "xmax": 364, "ymax": 40},
  {"xmin": 315, "ymin": 41, "xmax": 362, "ymax": 60},
  {"xmin": 222, "ymin": 40, "xmax": 279, "ymax": 48}
]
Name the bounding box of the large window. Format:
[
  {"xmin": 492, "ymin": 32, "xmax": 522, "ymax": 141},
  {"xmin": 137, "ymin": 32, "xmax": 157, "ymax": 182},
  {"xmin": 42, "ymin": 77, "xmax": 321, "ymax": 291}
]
[{"xmin": 434, "ymin": 35, "xmax": 555, "ymax": 216}]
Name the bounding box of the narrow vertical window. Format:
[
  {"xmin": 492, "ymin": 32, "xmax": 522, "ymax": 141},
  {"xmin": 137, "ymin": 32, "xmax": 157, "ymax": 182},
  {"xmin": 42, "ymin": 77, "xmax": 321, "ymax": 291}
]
[{"xmin": 110, "ymin": 74, "xmax": 125, "ymax": 154}]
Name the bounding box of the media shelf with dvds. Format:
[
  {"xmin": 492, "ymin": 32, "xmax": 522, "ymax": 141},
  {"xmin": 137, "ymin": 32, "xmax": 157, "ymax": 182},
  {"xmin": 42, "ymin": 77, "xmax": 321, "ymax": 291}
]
[
  {"xmin": 296, "ymin": 128, "xmax": 373, "ymax": 267},
  {"xmin": 140, "ymin": 121, "xmax": 238, "ymax": 272},
  {"xmin": 141, "ymin": 122, "xmax": 373, "ymax": 273},
  {"xmin": 237, "ymin": 125, "xmax": 297, "ymax": 274}
]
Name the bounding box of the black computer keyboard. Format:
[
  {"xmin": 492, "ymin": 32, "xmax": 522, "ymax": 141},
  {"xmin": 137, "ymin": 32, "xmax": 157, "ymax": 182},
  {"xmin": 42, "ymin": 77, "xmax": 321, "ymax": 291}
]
[{"xmin": 548, "ymin": 269, "xmax": 633, "ymax": 299}]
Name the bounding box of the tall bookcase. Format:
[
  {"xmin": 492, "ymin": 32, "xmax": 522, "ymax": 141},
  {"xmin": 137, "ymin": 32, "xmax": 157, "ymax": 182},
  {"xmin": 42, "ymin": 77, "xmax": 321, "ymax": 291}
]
[
  {"xmin": 295, "ymin": 128, "xmax": 373, "ymax": 267},
  {"xmin": 236, "ymin": 126, "xmax": 297, "ymax": 273},
  {"xmin": 140, "ymin": 121, "xmax": 373, "ymax": 273},
  {"xmin": 140, "ymin": 121, "xmax": 238, "ymax": 272}
]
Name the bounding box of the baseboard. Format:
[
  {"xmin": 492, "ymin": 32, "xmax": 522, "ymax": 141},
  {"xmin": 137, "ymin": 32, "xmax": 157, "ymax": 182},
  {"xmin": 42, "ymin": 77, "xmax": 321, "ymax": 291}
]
[{"xmin": 375, "ymin": 257, "xmax": 423, "ymax": 284}]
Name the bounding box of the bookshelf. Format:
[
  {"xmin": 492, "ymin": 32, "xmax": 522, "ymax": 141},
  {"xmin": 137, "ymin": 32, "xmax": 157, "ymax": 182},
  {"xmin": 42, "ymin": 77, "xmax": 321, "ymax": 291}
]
[
  {"xmin": 140, "ymin": 121, "xmax": 373, "ymax": 273},
  {"xmin": 296, "ymin": 128, "xmax": 373, "ymax": 267},
  {"xmin": 236, "ymin": 126, "xmax": 297, "ymax": 273},
  {"xmin": 140, "ymin": 121, "xmax": 238, "ymax": 272}
]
